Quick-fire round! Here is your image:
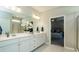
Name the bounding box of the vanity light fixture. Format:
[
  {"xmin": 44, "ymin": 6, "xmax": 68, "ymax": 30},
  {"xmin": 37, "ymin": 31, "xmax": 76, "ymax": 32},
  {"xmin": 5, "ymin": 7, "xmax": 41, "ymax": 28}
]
[
  {"xmin": 33, "ymin": 14, "xmax": 40, "ymax": 19},
  {"xmin": 11, "ymin": 7, "xmax": 21, "ymax": 13},
  {"xmin": 12, "ymin": 19, "xmax": 20, "ymax": 23},
  {"xmin": 21, "ymin": 24, "xmax": 25, "ymax": 26},
  {"xmin": 4, "ymin": 6, "xmax": 16, "ymax": 10}
]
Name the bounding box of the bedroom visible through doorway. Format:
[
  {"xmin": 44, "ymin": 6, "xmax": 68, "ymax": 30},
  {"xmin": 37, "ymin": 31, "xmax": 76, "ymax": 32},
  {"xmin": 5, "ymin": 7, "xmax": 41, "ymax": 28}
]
[{"xmin": 51, "ymin": 16, "xmax": 64, "ymax": 46}]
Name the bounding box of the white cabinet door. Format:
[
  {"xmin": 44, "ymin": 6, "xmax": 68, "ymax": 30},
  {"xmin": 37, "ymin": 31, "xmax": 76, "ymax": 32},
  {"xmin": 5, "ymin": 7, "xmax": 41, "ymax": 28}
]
[
  {"xmin": 35, "ymin": 36, "xmax": 42, "ymax": 47},
  {"xmin": 19, "ymin": 37, "xmax": 34, "ymax": 52},
  {"xmin": 33, "ymin": 38, "xmax": 39, "ymax": 49},
  {"xmin": 33, "ymin": 33, "xmax": 46, "ymax": 49},
  {"xmin": 0, "ymin": 33, "xmax": 46, "ymax": 52},
  {"xmin": 40, "ymin": 34, "xmax": 46, "ymax": 44},
  {"xmin": 0, "ymin": 39, "xmax": 19, "ymax": 52}
]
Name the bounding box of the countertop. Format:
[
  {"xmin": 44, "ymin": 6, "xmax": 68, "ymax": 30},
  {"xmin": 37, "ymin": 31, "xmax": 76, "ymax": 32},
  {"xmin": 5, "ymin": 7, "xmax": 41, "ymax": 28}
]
[{"xmin": 0, "ymin": 32, "xmax": 45, "ymax": 42}]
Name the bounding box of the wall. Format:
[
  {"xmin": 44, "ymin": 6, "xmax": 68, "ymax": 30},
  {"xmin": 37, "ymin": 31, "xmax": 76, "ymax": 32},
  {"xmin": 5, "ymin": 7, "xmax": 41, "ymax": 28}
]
[
  {"xmin": 32, "ymin": 8, "xmax": 41, "ymax": 33},
  {"xmin": 40, "ymin": 6, "xmax": 79, "ymax": 49}
]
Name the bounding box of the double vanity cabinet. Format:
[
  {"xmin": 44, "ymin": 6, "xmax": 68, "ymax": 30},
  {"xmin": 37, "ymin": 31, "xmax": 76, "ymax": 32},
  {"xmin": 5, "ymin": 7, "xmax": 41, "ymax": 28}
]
[{"xmin": 0, "ymin": 33, "xmax": 46, "ymax": 52}]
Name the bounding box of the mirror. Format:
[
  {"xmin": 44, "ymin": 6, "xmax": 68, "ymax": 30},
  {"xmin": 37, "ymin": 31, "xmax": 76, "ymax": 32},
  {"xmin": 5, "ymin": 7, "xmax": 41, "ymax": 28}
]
[
  {"xmin": 0, "ymin": 8, "xmax": 33, "ymax": 34},
  {"xmin": 11, "ymin": 16, "xmax": 33, "ymax": 33},
  {"xmin": 11, "ymin": 16, "xmax": 22, "ymax": 33}
]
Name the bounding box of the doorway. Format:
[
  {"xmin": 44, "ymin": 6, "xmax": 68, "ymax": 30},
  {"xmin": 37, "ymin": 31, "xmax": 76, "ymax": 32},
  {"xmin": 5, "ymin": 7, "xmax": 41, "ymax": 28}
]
[{"xmin": 51, "ymin": 16, "xmax": 64, "ymax": 46}]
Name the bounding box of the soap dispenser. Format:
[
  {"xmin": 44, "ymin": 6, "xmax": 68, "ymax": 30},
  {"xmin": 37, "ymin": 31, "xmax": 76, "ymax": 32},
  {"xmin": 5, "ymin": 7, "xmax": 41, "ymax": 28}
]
[
  {"xmin": 36, "ymin": 27, "xmax": 39, "ymax": 32},
  {"xmin": 41, "ymin": 26, "xmax": 44, "ymax": 32},
  {"xmin": 5, "ymin": 32, "xmax": 9, "ymax": 37}
]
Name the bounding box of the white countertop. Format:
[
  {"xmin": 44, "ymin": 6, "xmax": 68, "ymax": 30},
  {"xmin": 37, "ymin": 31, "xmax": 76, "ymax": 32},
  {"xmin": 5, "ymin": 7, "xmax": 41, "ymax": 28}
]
[
  {"xmin": 0, "ymin": 32, "xmax": 45, "ymax": 42},
  {"xmin": 0, "ymin": 33, "xmax": 32, "ymax": 42}
]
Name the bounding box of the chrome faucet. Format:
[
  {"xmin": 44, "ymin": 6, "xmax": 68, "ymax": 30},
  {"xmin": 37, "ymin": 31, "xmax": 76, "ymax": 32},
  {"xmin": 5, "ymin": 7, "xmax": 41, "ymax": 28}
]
[{"xmin": 5, "ymin": 32, "xmax": 9, "ymax": 37}]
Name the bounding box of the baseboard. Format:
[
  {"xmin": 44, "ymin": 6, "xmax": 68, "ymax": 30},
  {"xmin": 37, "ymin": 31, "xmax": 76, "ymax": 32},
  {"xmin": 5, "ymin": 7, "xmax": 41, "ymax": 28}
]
[{"xmin": 64, "ymin": 46, "xmax": 75, "ymax": 51}]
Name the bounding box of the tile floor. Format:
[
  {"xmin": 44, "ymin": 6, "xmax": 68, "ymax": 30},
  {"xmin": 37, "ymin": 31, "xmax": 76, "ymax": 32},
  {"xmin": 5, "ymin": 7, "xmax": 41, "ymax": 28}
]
[{"xmin": 33, "ymin": 44, "xmax": 76, "ymax": 52}]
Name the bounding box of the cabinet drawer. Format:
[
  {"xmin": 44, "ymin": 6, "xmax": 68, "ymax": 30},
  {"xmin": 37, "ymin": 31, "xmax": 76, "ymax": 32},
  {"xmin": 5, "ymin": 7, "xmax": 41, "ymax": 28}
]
[
  {"xmin": 0, "ymin": 39, "xmax": 18, "ymax": 47},
  {"xmin": 20, "ymin": 36, "xmax": 33, "ymax": 42},
  {"xmin": 0, "ymin": 43, "xmax": 18, "ymax": 52}
]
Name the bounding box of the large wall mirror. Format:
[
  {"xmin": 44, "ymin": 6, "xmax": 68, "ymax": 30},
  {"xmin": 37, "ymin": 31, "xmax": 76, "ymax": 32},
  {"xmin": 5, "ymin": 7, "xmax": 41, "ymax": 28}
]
[
  {"xmin": 11, "ymin": 16, "xmax": 22, "ymax": 33},
  {"xmin": 11, "ymin": 16, "xmax": 33, "ymax": 33},
  {"xmin": 0, "ymin": 7, "xmax": 33, "ymax": 34}
]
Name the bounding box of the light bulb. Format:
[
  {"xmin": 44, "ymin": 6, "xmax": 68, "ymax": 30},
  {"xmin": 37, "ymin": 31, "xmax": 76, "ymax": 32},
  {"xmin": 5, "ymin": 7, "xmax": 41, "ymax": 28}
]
[
  {"xmin": 12, "ymin": 19, "xmax": 20, "ymax": 23},
  {"xmin": 33, "ymin": 14, "xmax": 40, "ymax": 19},
  {"xmin": 16, "ymin": 8, "xmax": 21, "ymax": 12}
]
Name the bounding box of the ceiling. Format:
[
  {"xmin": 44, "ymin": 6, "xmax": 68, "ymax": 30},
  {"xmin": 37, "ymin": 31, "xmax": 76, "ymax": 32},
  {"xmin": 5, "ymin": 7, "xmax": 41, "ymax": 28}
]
[{"xmin": 32, "ymin": 6, "xmax": 59, "ymax": 12}]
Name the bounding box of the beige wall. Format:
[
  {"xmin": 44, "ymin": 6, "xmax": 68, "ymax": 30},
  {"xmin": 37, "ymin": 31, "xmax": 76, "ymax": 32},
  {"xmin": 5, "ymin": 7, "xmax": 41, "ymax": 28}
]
[
  {"xmin": 40, "ymin": 6, "xmax": 79, "ymax": 49},
  {"xmin": 32, "ymin": 8, "xmax": 41, "ymax": 33}
]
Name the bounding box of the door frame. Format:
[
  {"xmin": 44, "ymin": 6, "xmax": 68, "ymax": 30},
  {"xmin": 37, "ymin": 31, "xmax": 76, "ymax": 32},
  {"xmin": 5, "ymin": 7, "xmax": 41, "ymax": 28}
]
[{"xmin": 49, "ymin": 15, "xmax": 65, "ymax": 47}]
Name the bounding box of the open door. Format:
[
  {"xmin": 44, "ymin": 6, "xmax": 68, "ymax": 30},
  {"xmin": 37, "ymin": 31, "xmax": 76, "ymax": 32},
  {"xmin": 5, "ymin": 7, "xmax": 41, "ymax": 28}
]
[{"xmin": 51, "ymin": 16, "xmax": 64, "ymax": 46}]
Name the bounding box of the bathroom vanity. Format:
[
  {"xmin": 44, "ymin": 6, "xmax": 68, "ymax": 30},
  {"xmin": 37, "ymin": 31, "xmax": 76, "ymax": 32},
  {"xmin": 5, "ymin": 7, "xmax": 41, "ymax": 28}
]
[
  {"xmin": 0, "ymin": 33, "xmax": 46, "ymax": 52},
  {"xmin": 0, "ymin": 7, "xmax": 46, "ymax": 52}
]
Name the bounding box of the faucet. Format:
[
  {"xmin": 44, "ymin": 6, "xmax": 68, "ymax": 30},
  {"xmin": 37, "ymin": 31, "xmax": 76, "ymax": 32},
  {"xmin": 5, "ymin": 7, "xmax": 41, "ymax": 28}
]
[{"xmin": 5, "ymin": 32, "xmax": 9, "ymax": 37}]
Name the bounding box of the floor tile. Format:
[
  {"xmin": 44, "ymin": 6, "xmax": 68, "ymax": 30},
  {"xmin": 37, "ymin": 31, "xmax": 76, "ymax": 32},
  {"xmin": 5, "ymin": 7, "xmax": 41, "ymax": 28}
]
[{"xmin": 33, "ymin": 44, "xmax": 75, "ymax": 52}]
